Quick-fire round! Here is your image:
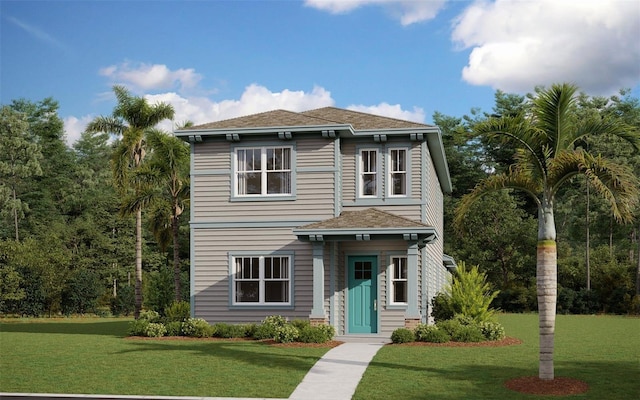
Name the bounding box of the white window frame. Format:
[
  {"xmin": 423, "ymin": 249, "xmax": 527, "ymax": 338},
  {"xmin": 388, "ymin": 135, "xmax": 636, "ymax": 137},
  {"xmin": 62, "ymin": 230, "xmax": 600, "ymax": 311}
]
[
  {"xmin": 389, "ymin": 256, "xmax": 408, "ymax": 305},
  {"xmin": 234, "ymin": 146, "xmax": 292, "ymax": 197},
  {"xmin": 388, "ymin": 148, "xmax": 408, "ymax": 197},
  {"xmin": 358, "ymin": 148, "xmax": 380, "ymax": 198},
  {"xmin": 231, "ymin": 254, "xmax": 292, "ymax": 306}
]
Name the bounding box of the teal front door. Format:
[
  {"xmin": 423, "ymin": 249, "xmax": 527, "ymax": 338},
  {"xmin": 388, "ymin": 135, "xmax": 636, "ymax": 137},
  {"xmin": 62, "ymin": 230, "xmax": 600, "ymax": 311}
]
[{"xmin": 348, "ymin": 256, "xmax": 377, "ymax": 333}]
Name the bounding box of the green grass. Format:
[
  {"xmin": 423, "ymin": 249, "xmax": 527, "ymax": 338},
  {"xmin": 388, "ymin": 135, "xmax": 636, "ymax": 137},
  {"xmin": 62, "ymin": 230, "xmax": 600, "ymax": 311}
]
[
  {"xmin": 0, "ymin": 318, "xmax": 330, "ymax": 398},
  {"xmin": 354, "ymin": 314, "xmax": 640, "ymax": 400}
]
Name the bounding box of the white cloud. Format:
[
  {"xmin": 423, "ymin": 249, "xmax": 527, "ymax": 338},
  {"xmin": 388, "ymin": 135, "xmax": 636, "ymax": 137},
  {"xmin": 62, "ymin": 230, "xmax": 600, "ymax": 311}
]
[
  {"xmin": 304, "ymin": 0, "xmax": 446, "ymax": 25},
  {"xmin": 146, "ymin": 84, "xmax": 336, "ymax": 132},
  {"xmin": 63, "ymin": 115, "xmax": 94, "ymax": 147},
  {"xmin": 99, "ymin": 62, "xmax": 202, "ymax": 92},
  {"xmin": 452, "ymin": 0, "xmax": 640, "ymax": 94},
  {"xmin": 347, "ymin": 102, "xmax": 425, "ymax": 123}
]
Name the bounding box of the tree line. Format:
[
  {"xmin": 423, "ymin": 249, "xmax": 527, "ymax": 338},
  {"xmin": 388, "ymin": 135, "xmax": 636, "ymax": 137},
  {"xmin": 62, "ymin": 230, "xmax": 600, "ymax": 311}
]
[{"xmin": 1, "ymin": 84, "xmax": 638, "ymax": 317}]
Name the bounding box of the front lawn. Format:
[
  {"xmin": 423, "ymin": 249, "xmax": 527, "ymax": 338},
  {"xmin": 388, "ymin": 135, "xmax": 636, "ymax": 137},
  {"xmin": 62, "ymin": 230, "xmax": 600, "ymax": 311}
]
[
  {"xmin": 354, "ymin": 313, "xmax": 640, "ymax": 399},
  {"xmin": 0, "ymin": 318, "xmax": 329, "ymax": 398}
]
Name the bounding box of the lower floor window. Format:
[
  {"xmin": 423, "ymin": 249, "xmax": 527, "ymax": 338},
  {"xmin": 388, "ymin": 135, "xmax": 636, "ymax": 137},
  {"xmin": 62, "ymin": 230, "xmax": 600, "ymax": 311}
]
[
  {"xmin": 391, "ymin": 256, "xmax": 408, "ymax": 304},
  {"xmin": 233, "ymin": 255, "xmax": 291, "ymax": 305}
]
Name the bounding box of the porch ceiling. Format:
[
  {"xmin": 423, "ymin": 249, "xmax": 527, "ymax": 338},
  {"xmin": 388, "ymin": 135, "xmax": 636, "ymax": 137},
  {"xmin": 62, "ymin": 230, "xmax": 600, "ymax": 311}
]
[{"xmin": 293, "ymin": 208, "xmax": 438, "ymax": 244}]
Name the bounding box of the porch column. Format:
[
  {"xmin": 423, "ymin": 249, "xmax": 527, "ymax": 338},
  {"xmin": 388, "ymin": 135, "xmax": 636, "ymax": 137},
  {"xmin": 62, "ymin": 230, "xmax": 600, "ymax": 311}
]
[
  {"xmin": 406, "ymin": 242, "xmax": 421, "ymax": 325},
  {"xmin": 309, "ymin": 241, "xmax": 326, "ymax": 321}
]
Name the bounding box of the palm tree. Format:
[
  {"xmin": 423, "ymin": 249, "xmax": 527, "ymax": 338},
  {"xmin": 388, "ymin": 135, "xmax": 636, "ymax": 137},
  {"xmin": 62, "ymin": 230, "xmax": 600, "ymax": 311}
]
[
  {"xmin": 85, "ymin": 86, "xmax": 174, "ymax": 318},
  {"xmin": 143, "ymin": 128, "xmax": 190, "ymax": 302},
  {"xmin": 455, "ymin": 83, "xmax": 639, "ymax": 380}
]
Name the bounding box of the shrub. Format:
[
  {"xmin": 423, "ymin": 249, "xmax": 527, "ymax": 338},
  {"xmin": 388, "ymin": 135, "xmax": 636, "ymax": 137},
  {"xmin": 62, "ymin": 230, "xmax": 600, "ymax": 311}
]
[
  {"xmin": 291, "ymin": 319, "xmax": 311, "ymax": 330},
  {"xmin": 145, "ymin": 322, "xmax": 167, "ymax": 338},
  {"xmin": 254, "ymin": 315, "xmax": 288, "ymax": 340},
  {"xmin": 165, "ymin": 301, "xmax": 190, "ymax": 322},
  {"xmin": 391, "ymin": 328, "xmax": 415, "ymax": 344},
  {"xmin": 431, "ymin": 292, "xmax": 455, "ymax": 322},
  {"xmin": 243, "ymin": 323, "xmax": 258, "ymax": 338},
  {"xmin": 110, "ymin": 285, "xmax": 135, "ymax": 316},
  {"xmin": 436, "ymin": 319, "xmax": 463, "ymax": 337},
  {"xmin": 414, "ymin": 324, "xmax": 450, "ymax": 343},
  {"xmin": 128, "ymin": 319, "xmax": 149, "ymax": 336},
  {"xmin": 165, "ymin": 321, "xmax": 182, "ymax": 336},
  {"xmin": 451, "ymin": 324, "xmax": 485, "ymax": 342},
  {"xmin": 298, "ymin": 324, "xmax": 335, "ymax": 343},
  {"xmin": 138, "ymin": 310, "xmax": 161, "ymax": 323},
  {"xmin": 181, "ymin": 318, "xmax": 214, "ymax": 338},
  {"xmin": 479, "ymin": 321, "xmax": 506, "ymax": 341},
  {"xmin": 214, "ymin": 323, "xmax": 248, "ymax": 338},
  {"xmin": 445, "ymin": 261, "xmax": 500, "ymax": 323},
  {"xmin": 274, "ymin": 324, "xmax": 299, "ymax": 343}
]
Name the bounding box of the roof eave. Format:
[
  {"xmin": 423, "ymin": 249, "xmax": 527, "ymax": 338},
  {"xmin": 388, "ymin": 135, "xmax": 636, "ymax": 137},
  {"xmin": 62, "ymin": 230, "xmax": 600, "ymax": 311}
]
[{"xmin": 174, "ymin": 124, "xmax": 353, "ymax": 139}]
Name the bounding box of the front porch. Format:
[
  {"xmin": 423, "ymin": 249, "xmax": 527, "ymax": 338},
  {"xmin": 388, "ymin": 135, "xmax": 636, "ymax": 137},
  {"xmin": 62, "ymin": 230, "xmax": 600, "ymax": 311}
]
[{"xmin": 294, "ymin": 208, "xmax": 439, "ymax": 335}]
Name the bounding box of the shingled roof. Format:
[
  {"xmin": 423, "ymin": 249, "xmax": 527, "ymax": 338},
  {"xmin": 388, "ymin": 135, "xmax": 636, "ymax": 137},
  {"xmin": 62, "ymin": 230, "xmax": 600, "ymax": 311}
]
[
  {"xmin": 186, "ymin": 107, "xmax": 432, "ymax": 131},
  {"xmin": 299, "ymin": 208, "xmax": 432, "ymax": 230}
]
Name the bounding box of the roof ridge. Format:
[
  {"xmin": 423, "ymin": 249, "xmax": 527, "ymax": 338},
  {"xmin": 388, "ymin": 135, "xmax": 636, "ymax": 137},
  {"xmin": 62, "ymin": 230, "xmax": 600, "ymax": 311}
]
[{"xmin": 302, "ymin": 106, "xmax": 431, "ymax": 128}]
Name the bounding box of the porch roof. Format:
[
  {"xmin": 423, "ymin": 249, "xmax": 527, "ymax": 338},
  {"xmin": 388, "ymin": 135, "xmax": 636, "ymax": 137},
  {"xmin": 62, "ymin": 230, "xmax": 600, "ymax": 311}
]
[{"xmin": 293, "ymin": 208, "xmax": 438, "ymax": 243}]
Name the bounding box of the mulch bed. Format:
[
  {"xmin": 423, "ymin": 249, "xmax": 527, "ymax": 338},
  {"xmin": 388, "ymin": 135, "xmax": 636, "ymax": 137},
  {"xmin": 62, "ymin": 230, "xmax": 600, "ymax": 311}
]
[
  {"xmin": 504, "ymin": 376, "xmax": 589, "ymax": 396},
  {"xmin": 392, "ymin": 336, "xmax": 523, "ymax": 347},
  {"xmin": 125, "ymin": 336, "xmax": 343, "ymax": 347}
]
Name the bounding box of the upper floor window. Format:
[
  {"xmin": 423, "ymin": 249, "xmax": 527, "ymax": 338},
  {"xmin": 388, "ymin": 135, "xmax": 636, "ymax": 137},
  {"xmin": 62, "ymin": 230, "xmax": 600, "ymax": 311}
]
[
  {"xmin": 236, "ymin": 147, "xmax": 291, "ymax": 196},
  {"xmin": 359, "ymin": 149, "xmax": 379, "ymax": 197},
  {"xmin": 389, "ymin": 148, "xmax": 407, "ymax": 196},
  {"xmin": 390, "ymin": 256, "xmax": 408, "ymax": 304},
  {"xmin": 232, "ymin": 255, "xmax": 291, "ymax": 305}
]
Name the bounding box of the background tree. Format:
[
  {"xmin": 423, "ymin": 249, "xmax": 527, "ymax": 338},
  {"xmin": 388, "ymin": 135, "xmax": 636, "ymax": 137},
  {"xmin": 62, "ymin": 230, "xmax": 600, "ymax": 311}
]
[
  {"xmin": 85, "ymin": 86, "xmax": 174, "ymax": 318},
  {"xmin": 455, "ymin": 83, "xmax": 639, "ymax": 380},
  {"xmin": 0, "ymin": 106, "xmax": 43, "ymax": 241}
]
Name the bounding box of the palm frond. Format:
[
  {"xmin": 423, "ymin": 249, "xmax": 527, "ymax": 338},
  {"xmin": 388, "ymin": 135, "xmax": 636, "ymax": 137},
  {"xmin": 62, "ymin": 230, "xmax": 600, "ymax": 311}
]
[
  {"xmin": 119, "ymin": 187, "xmax": 158, "ymax": 217},
  {"xmin": 85, "ymin": 116, "xmax": 125, "ymax": 136},
  {"xmin": 454, "ymin": 170, "xmax": 542, "ymax": 232},
  {"xmin": 532, "ymin": 83, "xmax": 578, "ymax": 155},
  {"xmin": 570, "ymin": 115, "xmax": 640, "ymax": 153}
]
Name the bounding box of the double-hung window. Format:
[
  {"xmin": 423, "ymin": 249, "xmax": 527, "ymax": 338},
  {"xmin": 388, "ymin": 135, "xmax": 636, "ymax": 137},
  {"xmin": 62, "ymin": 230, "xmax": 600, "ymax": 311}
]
[
  {"xmin": 359, "ymin": 149, "xmax": 379, "ymax": 197},
  {"xmin": 390, "ymin": 256, "xmax": 408, "ymax": 304},
  {"xmin": 233, "ymin": 255, "xmax": 291, "ymax": 305},
  {"xmin": 389, "ymin": 148, "xmax": 407, "ymax": 196},
  {"xmin": 236, "ymin": 146, "xmax": 292, "ymax": 196}
]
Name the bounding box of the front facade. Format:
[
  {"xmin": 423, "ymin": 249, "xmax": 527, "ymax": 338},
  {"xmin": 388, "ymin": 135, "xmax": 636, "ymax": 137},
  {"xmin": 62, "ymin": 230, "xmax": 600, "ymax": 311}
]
[{"xmin": 175, "ymin": 107, "xmax": 453, "ymax": 336}]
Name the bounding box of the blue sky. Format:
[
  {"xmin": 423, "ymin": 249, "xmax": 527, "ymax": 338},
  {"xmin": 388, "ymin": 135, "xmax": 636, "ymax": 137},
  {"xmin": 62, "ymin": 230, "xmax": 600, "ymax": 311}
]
[{"xmin": 2, "ymin": 0, "xmax": 639, "ymax": 146}]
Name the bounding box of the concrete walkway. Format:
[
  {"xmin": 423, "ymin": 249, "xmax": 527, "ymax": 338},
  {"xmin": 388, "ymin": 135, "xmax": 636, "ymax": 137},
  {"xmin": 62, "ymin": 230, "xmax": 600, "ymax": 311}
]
[
  {"xmin": 289, "ymin": 341, "xmax": 386, "ymax": 400},
  {"xmin": 1, "ymin": 338, "xmax": 387, "ymax": 400}
]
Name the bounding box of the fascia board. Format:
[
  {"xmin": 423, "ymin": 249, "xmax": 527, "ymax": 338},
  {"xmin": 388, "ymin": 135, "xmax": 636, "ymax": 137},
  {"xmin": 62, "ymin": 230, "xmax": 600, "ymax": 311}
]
[
  {"xmin": 293, "ymin": 227, "xmax": 437, "ymax": 236},
  {"xmin": 174, "ymin": 124, "xmax": 353, "ymax": 137},
  {"xmin": 425, "ymin": 129, "xmax": 453, "ymax": 194}
]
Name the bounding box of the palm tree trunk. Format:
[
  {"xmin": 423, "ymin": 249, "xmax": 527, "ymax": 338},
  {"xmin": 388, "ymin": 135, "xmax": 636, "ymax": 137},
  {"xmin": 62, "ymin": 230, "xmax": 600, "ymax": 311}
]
[
  {"xmin": 538, "ymin": 199, "xmax": 557, "ymax": 380},
  {"xmin": 134, "ymin": 207, "xmax": 143, "ymax": 319},
  {"xmin": 172, "ymin": 214, "xmax": 181, "ymax": 302}
]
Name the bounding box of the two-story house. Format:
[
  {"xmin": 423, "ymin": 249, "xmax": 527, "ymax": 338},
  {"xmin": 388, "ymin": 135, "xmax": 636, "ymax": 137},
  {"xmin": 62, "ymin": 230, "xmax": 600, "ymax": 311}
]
[{"xmin": 175, "ymin": 107, "xmax": 454, "ymax": 337}]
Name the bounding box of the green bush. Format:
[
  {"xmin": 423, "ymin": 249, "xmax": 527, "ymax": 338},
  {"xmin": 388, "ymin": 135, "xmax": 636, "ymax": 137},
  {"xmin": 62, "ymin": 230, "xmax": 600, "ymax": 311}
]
[
  {"xmin": 297, "ymin": 324, "xmax": 335, "ymax": 343},
  {"xmin": 451, "ymin": 324, "xmax": 485, "ymax": 342},
  {"xmin": 181, "ymin": 318, "xmax": 214, "ymax": 338},
  {"xmin": 128, "ymin": 319, "xmax": 149, "ymax": 336},
  {"xmin": 165, "ymin": 301, "xmax": 190, "ymax": 322},
  {"xmin": 165, "ymin": 321, "xmax": 182, "ymax": 336},
  {"xmin": 444, "ymin": 261, "xmax": 500, "ymax": 323},
  {"xmin": 436, "ymin": 319, "xmax": 463, "ymax": 337},
  {"xmin": 138, "ymin": 310, "xmax": 161, "ymax": 323},
  {"xmin": 274, "ymin": 324, "xmax": 299, "ymax": 343},
  {"xmin": 291, "ymin": 319, "xmax": 311, "ymax": 330},
  {"xmin": 479, "ymin": 321, "xmax": 506, "ymax": 341},
  {"xmin": 145, "ymin": 322, "xmax": 167, "ymax": 338},
  {"xmin": 431, "ymin": 292, "xmax": 455, "ymax": 322},
  {"xmin": 110, "ymin": 285, "xmax": 135, "ymax": 316},
  {"xmin": 254, "ymin": 315, "xmax": 288, "ymax": 340},
  {"xmin": 414, "ymin": 324, "xmax": 450, "ymax": 343},
  {"xmin": 214, "ymin": 323, "xmax": 248, "ymax": 338},
  {"xmin": 243, "ymin": 323, "xmax": 258, "ymax": 338},
  {"xmin": 391, "ymin": 328, "xmax": 415, "ymax": 344}
]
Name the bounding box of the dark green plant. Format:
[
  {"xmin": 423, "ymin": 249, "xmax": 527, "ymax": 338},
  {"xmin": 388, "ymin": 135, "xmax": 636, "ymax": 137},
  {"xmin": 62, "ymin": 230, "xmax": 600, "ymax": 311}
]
[
  {"xmin": 451, "ymin": 324, "xmax": 485, "ymax": 342},
  {"xmin": 431, "ymin": 292, "xmax": 455, "ymax": 322},
  {"xmin": 414, "ymin": 324, "xmax": 450, "ymax": 343},
  {"xmin": 291, "ymin": 319, "xmax": 311, "ymax": 330},
  {"xmin": 165, "ymin": 300, "xmax": 190, "ymax": 322},
  {"xmin": 110, "ymin": 285, "xmax": 135, "ymax": 316},
  {"xmin": 128, "ymin": 319, "xmax": 149, "ymax": 336},
  {"xmin": 445, "ymin": 262, "xmax": 500, "ymax": 322},
  {"xmin": 165, "ymin": 321, "xmax": 182, "ymax": 336},
  {"xmin": 435, "ymin": 319, "xmax": 463, "ymax": 337},
  {"xmin": 297, "ymin": 325, "xmax": 335, "ymax": 343},
  {"xmin": 391, "ymin": 328, "xmax": 415, "ymax": 344},
  {"xmin": 213, "ymin": 323, "xmax": 247, "ymax": 338},
  {"xmin": 61, "ymin": 269, "xmax": 102, "ymax": 315}
]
